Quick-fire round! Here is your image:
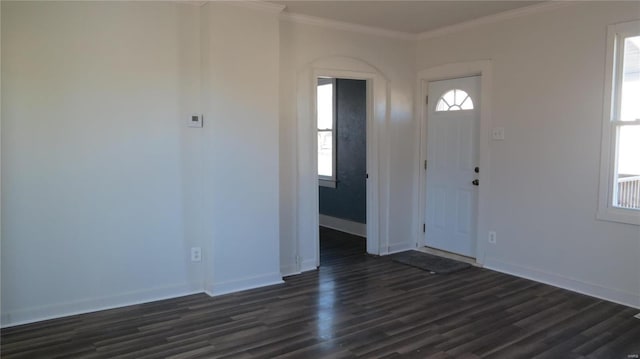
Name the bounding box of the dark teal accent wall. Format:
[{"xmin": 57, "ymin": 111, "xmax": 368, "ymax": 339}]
[{"xmin": 319, "ymin": 79, "xmax": 366, "ymax": 223}]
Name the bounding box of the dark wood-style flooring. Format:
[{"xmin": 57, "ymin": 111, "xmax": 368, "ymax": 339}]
[{"xmin": 2, "ymin": 227, "xmax": 639, "ymax": 358}]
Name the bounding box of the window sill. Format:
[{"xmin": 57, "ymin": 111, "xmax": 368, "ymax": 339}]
[
  {"xmin": 597, "ymin": 207, "xmax": 640, "ymax": 226},
  {"xmin": 319, "ymin": 179, "xmax": 337, "ymax": 188}
]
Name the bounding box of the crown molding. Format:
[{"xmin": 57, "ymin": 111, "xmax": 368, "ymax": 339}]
[
  {"xmin": 417, "ymin": 2, "xmax": 576, "ymax": 40},
  {"xmin": 187, "ymin": 1, "xmax": 575, "ymax": 41},
  {"xmin": 217, "ymin": 1, "xmax": 286, "ymax": 14},
  {"xmin": 280, "ymin": 12, "xmax": 417, "ymax": 41},
  {"xmin": 176, "ymin": 1, "xmax": 208, "ymax": 6},
  {"xmin": 191, "ymin": 1, "xmax": 286, "ymax": 13}
]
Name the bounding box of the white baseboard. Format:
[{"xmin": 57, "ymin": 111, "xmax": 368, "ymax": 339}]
[
  {"xmin": 281, "ymin": 260, "xmax": 319, "ymax": 277},
  {"xmin": 386, "ymin": 242, "xmax": 414, "ymax": 255},
  {"xmin": 484, "ymin": 257, "xmax": 640, "ymax": 309},
  {"xmin": 205, "ymin": 272, "xmax": 284, "ymax": 297},
  {"xmin": 1, "ymin": 282, "xmax": 202, "ymax": 328},
  {"xmin": 280, "ymin": 264, "xmax": 299, "ymax": 277},
  {"xmin": 319, "ymin": 215, "xmax": 366, "ymax": 237},
  {"xmin": 301, "ymin": 258, "xmax": 318, "ymax": 273}
]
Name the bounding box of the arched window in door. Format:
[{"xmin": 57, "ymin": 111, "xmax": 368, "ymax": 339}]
[{"xmin": 436, "ymin": 89, "xmax": 474, "ymax": 112}]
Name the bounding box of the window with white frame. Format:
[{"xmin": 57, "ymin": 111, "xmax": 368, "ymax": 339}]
[
  {"xmin": 435, "ymin": 89, "xmax": 474, "ymax": 112},
  {"xmin": 598, "ymin": 20, "xmax": 640, "ymax": 225},
  {"xmin": 317, "ymin": 78, "xmax": 336, "ymax": 187}
]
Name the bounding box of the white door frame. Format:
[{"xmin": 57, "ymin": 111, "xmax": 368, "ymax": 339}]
[
  {"xmin": 296, "ymin": 57, "xmax": 389, "ymax": 270},
  {"xmin": 416, "ymin": 60, "xmax": 493, "ymax": 266}
]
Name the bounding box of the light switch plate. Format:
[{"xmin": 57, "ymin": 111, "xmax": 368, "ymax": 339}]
[
  {"xmin": 188, "ymin": 114, "xmax": 203, "ymax": 128},
  {"xmin": 492, "ymin": 127, "xmax": 505, "ymax": 140}
]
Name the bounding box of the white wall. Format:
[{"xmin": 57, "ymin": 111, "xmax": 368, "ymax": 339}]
[
  {"xmin": 416, "ymin": 2, "xmax": 640, "ymax": 308},
  {"xmin": 1, "ymin": 2, "xmax": 202, "ymax": 326},
  {"xmin": 279, "ymin": 20, "xmax": 416, "ymax": 275},
  {"xmin": 199, "ymin": 3, "xmax": 282, "ymax": 295},
  {"xmin": 1, "ymin": 1, "xmax": 283, "ymax": 326}
]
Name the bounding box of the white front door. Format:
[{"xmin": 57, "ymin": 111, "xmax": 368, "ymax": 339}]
[{"xmin": 425, "ymin": 76, "xmax": 480, "ymax": 257}]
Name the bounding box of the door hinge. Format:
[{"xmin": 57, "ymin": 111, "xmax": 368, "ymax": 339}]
[
  {"xmin": 424, "ymin": 160, "xmax": 427, "ymax": 170},
  {"xmin": 422, "ymin": 223, "xmax": 426, "ymax": 232},
  {"xmin": 425, "ymin": 96, "xmax": 429, "ymax": 104}
]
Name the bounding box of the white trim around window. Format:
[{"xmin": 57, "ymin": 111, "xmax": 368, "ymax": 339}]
[
  {"xmin": 318, "ymin": 178, "xmax": 337, "ymax": 188},
  {"xmin": 317, "ymin": 77, "xmax": 337, "ymax": 188},
  {"xmin": 597, "ymin": 19, "xmax": 640, "ymax": 226}
]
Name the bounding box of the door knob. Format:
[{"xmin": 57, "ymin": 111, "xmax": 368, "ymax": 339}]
[
  {"xmin": 474, "ymin": 167, "xmax": 479, "ymax": 173},
  {"xmin": 472, "ymin": 179, "xmax": 479, "ymax": 186}
]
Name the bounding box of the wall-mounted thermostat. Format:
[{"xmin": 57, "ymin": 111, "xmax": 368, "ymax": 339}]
[{"xmin": 188, "ymin": 114, "xmax": 203, "ymax": 128}]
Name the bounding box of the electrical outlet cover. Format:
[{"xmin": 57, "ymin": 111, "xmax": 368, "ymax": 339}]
[
  {"xmin": 190, "ymin": 247, "xmax": 202, "ymax": 262},
  {"xmin": 488, "ymin": 231, "xmax": 497, "ymax": 244}
]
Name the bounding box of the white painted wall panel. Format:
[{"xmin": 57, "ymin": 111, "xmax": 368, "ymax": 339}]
[
  {"xmin": 1, "ymin": 2, "xmax": 202, "ymax": 325},
  {"xmin": 416, "ymin": 2, "xmax": 640, "ymax": 308},
  {"xmin": 200, "ymin": 3, "xmax": 282, "ymax": 294}
]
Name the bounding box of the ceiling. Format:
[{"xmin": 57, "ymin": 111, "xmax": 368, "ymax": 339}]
[{"xmin": 273, "ymin": 1, "xmax": 542, "ymax": 34}]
